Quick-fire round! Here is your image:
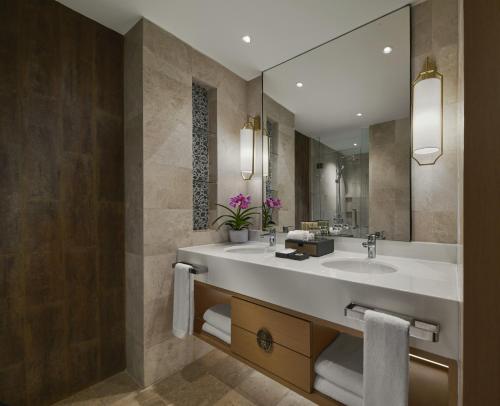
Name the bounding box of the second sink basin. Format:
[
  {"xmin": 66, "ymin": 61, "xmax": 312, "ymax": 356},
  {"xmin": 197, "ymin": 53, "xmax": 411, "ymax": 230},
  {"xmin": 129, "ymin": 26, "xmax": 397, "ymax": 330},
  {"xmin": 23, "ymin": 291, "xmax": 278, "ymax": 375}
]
[{"xmin": 321, "ymin": 258, "xmax": 397, "ymax": 274}]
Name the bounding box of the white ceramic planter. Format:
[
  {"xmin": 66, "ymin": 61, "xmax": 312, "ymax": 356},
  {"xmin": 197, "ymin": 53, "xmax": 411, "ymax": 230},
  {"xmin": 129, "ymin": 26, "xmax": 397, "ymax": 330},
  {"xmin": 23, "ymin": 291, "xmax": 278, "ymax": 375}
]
[{"xmin": 229, "ymin": 229, "xmax": 249, "ymax": 243}]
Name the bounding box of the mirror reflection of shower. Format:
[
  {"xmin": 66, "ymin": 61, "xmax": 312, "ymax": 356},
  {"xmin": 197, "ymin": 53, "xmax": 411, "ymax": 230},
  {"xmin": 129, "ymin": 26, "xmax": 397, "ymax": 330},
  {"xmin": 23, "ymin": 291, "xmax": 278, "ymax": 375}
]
[
  {"xmin": 333, "ymin": 156, "xmax": 345, "ymax": 225},
  {"xmin": 310, "ymin": 133, "xmax": 369, "ymax": 238}
]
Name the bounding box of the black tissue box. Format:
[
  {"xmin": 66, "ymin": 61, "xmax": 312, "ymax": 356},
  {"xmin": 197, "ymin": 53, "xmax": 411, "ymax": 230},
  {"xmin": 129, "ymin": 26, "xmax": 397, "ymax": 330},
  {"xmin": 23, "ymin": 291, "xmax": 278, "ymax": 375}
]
[{"xmin": 285, "ymin": 238, "xmax": 334, "ymax": 257}]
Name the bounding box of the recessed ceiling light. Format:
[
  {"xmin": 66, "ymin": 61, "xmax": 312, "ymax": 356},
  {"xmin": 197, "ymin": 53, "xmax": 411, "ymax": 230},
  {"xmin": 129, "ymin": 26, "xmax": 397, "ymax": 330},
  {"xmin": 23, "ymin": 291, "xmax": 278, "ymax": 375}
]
[
  {"xmin": 383, "ymin": 46, "xmax": 393, "ymax": 54},
  {"xmin": 242, "ymin": 35, "xmax": 251, "ymax": 44},
  {"xmin": 296, "ymin": 82, "xmax": 303, "ymax": 88},
  {"xmin": 353, "ymin": 143, "xmax": 358, "ymax": 146},
  {"xmin": 356, "ymin": 113, "xmax": 363, "ymax": 117}
]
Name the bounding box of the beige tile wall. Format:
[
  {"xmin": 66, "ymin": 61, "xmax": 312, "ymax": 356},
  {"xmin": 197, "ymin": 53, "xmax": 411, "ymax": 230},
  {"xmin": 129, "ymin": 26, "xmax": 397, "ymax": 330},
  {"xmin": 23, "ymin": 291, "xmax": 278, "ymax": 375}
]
[
  {"xmin": 124, "ymin": 18, "xmax": 259, "ymax": 386},
  {"xmin": 369, "ymin": 118, "xmax": 411, "ymax": 241},
  {"xmin": 411, "ymin": 0, "xmax": 459, "ymax": 243}
]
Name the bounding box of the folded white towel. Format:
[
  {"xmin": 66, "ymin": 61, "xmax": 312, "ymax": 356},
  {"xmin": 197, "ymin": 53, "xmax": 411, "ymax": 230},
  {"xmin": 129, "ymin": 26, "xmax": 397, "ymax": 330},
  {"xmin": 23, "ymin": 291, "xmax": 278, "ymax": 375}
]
[
  {"xmin": 202, "ymin": 322, "xmax": 231, "ymax": 344},
  {"xmin": 314, "ymin": 376, "xmax": 363, "ymax": 406},
  {"xmin": 314, "ymin": 333, "xmax": 363, "ymax": 397},
  {"xmin": 363, "ymin": 310, "xmax": 410, "ymax": 406},
  {"xmin": 203, "ymin": 303, "xmax": 231, "ymax": 335},
  {"xmin": 172, "ymin": 263, "xmax": 193, "ymax": 339}
]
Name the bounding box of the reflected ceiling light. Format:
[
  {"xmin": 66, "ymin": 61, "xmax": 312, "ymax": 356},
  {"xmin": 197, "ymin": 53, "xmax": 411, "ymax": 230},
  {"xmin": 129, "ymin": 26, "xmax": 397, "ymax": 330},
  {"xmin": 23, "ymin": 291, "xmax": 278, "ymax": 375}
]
[
  {"xmin": 242, "ymin": 35, "xmax": 251, "ymax": 43},
  {"xmin": 240, "ymin": 115, "xmax": 260, "ymax": 180},
  {"xmin": 356, "ymin": 113, "xmax": 363, "ymax": 117},
  {"xmin": 296, "ymin": 82, "xmax": 303, "ymax": 88},
  {"xmin": 383, "ymin": 46, "xmax": 393, "ymax": 54},
  {"xmin": 412, "ymin": 57, "xmax": 443, "ymax": 165}
]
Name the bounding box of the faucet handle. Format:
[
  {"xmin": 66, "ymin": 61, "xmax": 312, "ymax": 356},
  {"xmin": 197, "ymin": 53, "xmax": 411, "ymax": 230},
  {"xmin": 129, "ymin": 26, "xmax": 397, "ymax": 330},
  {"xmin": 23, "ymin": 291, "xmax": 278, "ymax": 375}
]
[
  {"xmin": 365, "ymin": 233, "xmax": 377, "ymax": 242},
  {"xmin": 374, "ymin": 231, "xmax": 385, "ymax": 240},
  {"xmin": 261, "ymin": 227, "xmax": 276, "ymax": 236}
]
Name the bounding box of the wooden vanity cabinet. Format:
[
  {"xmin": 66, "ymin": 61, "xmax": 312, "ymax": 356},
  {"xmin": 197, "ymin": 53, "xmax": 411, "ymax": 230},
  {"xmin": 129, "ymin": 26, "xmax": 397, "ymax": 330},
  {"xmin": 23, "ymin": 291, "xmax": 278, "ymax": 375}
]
[
  {"xmin": 231, "ymin": 297, "xmax": 313, "ymax": 391},
  {"xmin": 193, "ymin": 280, "xmax": 456, "ymax": 406},
  {"xmin": 231, "ymin": 297, "xmax": 311, "ymax": 355},
  {"xmin": 232, "ymin": 325, "xmax": 312, "ymax": 391}
]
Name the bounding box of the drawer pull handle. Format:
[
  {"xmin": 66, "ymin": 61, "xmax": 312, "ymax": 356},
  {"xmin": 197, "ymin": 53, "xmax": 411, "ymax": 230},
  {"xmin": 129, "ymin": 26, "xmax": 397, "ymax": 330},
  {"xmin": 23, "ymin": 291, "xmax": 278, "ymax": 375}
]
[{"xmin": 256, "ymin": 328, "xmax": 273, "ymax": 352}]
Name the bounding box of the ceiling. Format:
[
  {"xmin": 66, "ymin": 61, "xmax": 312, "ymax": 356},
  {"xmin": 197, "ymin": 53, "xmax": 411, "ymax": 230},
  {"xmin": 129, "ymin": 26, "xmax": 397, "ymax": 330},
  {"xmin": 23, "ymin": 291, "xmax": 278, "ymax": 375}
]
[
  {"xmin": 263, "ymin": 6, "xmax": 410, "ymax": 148},
  {"xmin": 56, "ymin": 0, "xmax": 410, "ymax": 80}
]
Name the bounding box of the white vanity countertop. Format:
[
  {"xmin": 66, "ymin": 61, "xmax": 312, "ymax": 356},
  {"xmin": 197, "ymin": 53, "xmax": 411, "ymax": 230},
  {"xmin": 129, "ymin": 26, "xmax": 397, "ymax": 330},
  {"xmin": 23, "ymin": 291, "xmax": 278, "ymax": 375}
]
[
  {"xmin": 179, "ymin": 242, "xmax": 459, "ymax": 302},
  {"xmin": 179, "ymin": 241, "xmax": 460, "ymax": 359}
]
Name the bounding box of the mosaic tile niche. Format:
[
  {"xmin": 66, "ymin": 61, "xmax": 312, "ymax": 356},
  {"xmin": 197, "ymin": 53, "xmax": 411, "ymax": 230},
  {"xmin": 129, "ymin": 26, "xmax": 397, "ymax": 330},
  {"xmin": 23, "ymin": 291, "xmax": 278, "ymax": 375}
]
[{"xmin": 192, "ymin": 82, "xmax": 217, "ymax": 230}]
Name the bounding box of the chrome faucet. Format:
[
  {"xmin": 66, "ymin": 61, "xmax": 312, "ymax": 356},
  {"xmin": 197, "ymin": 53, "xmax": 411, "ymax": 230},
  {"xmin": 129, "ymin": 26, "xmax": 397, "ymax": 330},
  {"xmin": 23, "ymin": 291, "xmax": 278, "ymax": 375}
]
[
  {"xmin": 362, "ymin": 231, "xmax": 384, "ymax": 259},
  {"xmin": 261, "ymin": 228, "xmax": 276, "ymax": 247}
]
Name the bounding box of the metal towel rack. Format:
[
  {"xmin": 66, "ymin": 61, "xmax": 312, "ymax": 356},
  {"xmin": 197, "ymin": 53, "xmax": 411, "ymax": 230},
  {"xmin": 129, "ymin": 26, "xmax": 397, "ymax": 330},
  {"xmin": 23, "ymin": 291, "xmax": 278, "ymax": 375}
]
[
  {"xmin": 171, "ymin": 261, "xmax": 208, "ymax": 275},
  {"xmin": 344, "ymin": 302, "xmax": 440, "ymax": 343}
]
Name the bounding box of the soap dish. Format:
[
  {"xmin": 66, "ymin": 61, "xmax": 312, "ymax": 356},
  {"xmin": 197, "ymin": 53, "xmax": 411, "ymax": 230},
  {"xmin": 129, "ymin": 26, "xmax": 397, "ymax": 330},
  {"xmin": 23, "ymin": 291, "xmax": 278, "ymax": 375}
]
[{"xmin": 275, "ymin": 250, "xmax": 310, "ymax": 261}]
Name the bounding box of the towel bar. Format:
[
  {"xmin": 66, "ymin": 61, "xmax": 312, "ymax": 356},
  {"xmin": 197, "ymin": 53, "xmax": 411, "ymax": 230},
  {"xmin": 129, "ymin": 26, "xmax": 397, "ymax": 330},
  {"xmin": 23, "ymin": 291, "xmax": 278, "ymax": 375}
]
[
  {"xmin": 344, "ymin": 302, "xmax": 440, "ymax": 342},
  {"xmin": 172, "ymin": 261, "xmax": 208, "ymax": 274}
]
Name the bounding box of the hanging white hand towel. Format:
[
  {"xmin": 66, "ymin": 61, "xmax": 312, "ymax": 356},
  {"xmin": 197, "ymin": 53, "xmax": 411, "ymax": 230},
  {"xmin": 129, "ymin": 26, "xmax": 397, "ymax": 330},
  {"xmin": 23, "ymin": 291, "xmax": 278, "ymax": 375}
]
[
  {"xmin": 363, "ymin": 310, "xmax": 410, "ymax": 406},
  {"xmin": 172, "ymin": 263, "xmax": 193, "ymax": 339}
]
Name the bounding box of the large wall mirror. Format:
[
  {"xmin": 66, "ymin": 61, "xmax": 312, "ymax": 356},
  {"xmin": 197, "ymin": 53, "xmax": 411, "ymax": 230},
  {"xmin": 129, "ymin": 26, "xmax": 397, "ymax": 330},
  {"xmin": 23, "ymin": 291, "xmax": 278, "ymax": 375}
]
[{"xmin": 262, "ymin": 7, "xmax": 411, "ymax": 241}]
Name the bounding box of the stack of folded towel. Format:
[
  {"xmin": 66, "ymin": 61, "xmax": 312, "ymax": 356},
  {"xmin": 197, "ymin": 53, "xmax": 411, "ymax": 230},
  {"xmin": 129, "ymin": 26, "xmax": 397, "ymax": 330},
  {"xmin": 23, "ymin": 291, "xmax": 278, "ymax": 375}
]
[
  {"xmin": 314, "ymin": 313, "xmax": 410, "ymax": 406},
  {"xmin": 201, "ymin": 303, "xmax": 231, "ymax": 344},
  {"xmin": 314, "ymin": 334, "xmax": 364, "ymax": 406}
]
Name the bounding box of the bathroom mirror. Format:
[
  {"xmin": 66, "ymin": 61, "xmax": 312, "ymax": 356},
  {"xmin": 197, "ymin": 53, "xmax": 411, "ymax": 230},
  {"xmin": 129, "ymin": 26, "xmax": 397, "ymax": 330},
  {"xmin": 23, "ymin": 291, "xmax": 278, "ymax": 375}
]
[{"xmin": 262, "ymin": 7, "xmax": 411, "ymax": 241}]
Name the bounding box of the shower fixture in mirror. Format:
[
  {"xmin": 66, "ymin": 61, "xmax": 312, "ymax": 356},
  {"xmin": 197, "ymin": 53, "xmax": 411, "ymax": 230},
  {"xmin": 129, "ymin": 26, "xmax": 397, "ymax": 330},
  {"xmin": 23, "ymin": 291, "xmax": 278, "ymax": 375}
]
[{"xmin": 262, "ymin": 6, "xmax": 411, "ymax": 241}]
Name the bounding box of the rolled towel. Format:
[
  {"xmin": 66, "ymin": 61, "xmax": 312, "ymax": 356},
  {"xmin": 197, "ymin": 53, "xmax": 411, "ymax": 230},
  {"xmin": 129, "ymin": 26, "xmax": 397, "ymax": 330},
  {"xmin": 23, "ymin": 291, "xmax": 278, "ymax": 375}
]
[
  {"xmin": 286, "ymin": 230, "xmax": 314, "ymax": 241},
  {"xmin": 203, "ymin": 303, "xmax": 231, "ymax": 335},
  {"xmin": 314, "ymin": 333, "xmax": 363, "ymax": 397},
  {"xmin": 202, "ymin": 322, "xmax": 231, "ymax": 344},
  {"xmin": 314, "ymin": 376, "xmax": 363, "ymax": 406},
  {"xmin": 363, "ymin": 310, "xmax": 410, "ymax": 406}
]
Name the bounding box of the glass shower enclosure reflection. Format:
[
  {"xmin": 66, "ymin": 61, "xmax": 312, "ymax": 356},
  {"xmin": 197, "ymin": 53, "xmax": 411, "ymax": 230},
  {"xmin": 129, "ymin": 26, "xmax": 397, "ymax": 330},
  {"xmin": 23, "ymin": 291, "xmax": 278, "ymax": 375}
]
[{"xmin": 311, "ymin": 130, "xmax": 369, "ymax": 238}]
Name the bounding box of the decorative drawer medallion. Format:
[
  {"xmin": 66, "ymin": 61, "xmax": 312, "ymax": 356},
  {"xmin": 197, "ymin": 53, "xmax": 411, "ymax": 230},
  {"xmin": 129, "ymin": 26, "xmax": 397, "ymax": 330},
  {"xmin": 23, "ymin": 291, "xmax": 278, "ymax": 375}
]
[{"xmin": 256, "ymin": 328, "xmax": 273, "ymax": 352}]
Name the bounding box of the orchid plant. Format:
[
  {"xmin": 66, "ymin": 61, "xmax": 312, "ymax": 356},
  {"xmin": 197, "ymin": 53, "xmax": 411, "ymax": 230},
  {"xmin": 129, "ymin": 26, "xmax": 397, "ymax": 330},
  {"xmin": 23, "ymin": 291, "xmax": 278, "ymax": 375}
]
[
  {"xmin": 262, "ymin": 197, "xmax": 282, "ymax": 230},
  {"xmin": 212, "ymin": 193, "xmax": 260, "ymax": 231}
]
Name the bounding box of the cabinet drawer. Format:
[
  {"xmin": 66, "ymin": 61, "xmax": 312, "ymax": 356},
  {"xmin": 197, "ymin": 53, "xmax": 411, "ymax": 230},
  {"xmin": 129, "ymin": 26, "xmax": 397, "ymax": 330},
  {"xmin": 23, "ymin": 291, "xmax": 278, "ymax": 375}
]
[
  {"xmin": 231, "ymin": 297, "xmax": 311, "ymax": 356},
  {"xmin": 232, "ymin": 325, "xmax": 311, "ymax": 392}
]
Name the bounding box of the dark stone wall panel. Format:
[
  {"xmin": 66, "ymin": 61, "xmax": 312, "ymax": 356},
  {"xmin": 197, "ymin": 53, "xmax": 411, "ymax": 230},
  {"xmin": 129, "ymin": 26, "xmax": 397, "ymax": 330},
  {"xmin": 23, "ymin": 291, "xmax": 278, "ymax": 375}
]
[{"xmin": 0, "ymin": 1, "xmax": 125, "ymax": 404}]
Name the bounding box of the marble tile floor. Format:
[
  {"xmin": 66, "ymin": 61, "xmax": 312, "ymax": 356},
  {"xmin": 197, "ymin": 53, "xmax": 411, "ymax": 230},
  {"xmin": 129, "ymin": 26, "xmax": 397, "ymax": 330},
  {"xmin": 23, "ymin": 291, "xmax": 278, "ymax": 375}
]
[{"xmin": 55, "ymin": 348, "xmax": 316, "ymax": 406}]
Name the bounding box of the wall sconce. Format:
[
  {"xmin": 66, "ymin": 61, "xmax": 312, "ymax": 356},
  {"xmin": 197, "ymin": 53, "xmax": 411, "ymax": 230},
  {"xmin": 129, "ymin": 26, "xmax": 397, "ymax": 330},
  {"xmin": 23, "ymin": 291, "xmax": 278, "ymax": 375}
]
[
  {"xmin": 262, "ymin": 130, "xmax": 270, "ymax": 178},
  {"xmin": 240, "ymin": 115, "xmax": 260, "ymax": 180},
  {"xmin": 411, "ymin": 57, "xmax": 443, "ymax": 165}
]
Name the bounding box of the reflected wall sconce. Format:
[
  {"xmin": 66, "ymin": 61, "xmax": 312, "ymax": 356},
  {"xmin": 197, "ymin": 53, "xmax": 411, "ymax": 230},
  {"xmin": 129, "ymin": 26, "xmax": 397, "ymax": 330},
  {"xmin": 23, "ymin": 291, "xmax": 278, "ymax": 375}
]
[
  {"xmin": 411, "ymin": 57, "xmax": 443, "ymax": 165},
  {"xmin": 262, "ymin": 129, "xmax": 270, "ymax": 178},
  {"xmin": 240, "ymin": 115, "xmax": 260, "ymax": 180}
]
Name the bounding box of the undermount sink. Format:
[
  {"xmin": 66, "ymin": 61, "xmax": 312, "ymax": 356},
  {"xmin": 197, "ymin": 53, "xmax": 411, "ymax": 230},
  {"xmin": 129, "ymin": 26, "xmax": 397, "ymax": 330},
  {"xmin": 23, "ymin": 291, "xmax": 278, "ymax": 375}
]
[
  {"xmin": 225, "ymin": 245, "xmax": 271, "ymax": 254},
  {"xmin": 321, "ymin": 258, "xmax": 397, "ymax": 274}
]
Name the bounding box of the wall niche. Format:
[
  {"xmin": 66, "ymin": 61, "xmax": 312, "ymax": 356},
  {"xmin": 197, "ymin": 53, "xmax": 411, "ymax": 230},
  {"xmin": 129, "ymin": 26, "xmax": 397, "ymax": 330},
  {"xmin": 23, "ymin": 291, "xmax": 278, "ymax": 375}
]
[{"xmin": 192, "ymin": 81, "xmax": 217, "ymax": 230}]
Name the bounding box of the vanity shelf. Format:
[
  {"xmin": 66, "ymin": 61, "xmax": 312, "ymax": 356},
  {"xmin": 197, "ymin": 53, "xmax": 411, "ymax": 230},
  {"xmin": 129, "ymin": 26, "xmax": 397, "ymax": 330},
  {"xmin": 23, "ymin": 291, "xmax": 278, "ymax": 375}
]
[{"xmin": 193, "ymin": 280, "xmax": 457, "ymax": 406}]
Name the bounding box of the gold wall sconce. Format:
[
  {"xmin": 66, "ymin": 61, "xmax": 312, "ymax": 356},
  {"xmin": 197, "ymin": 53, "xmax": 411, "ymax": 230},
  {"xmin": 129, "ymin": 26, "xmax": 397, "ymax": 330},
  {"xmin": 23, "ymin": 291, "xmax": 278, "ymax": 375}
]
[
  {"xmin": 411, "ymin": 57, "xmax": 443, "ymax": 165},
  {"xmin": 240, "ymin": 115, "xmax": 260, "ymax": 180}
]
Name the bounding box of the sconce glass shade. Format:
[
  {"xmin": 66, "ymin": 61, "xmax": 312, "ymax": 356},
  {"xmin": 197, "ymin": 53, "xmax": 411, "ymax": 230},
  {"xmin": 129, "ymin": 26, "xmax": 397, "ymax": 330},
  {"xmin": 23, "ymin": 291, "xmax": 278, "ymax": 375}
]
[
  {"xmin": 411, "ymin": 58, "xmax": 443, "ymax": 165},
  {"xmin": 263, "ymin": 132, "xmax": 270, "ymax": 178},
  {"xmin": 240, "ymin": 126, "xmax": 255, "ymax": 180}
]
